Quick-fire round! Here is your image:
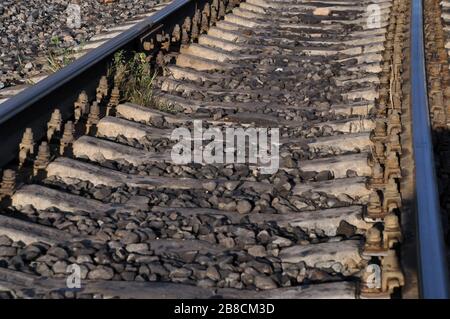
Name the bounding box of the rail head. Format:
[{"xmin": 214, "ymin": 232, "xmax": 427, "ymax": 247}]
[{"xmin": 411, "ymin": 0, "xmax": 449, "ymax": 299}]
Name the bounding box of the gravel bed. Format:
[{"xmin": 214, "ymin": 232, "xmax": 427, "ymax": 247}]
[
  {"xmin": 157, "ymin": 64, "xmax": 371, "ymax": 112},
  {"xmin": 43, "ymin": 174, "xmax": 358, "ymax": 215},
  {"xmin": 8, "ymin": 203, "xmax": 319, "ymax": 243},
  {"xmin": 110, "ymin": 117, "xmax": 350, "ymax": 143},
  {"xmin": 0, "ymin": 0, "xmax": 169, "ymax": 90},
  {"xmin": 0, "ymin": 233, "xmax": 354, "ymax": 295},
  {"xmin": 78, "ymin": 154, "xmax": 359, "ymax": 182}
]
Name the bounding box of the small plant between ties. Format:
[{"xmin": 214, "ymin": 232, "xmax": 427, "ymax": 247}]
[
  {"xmin": 109, "ymin": 50, "xmax": 160, "ymax": 108},
  {"xmin": 44, "ymin": 37, "xmax": 85, "ymax": 73}
]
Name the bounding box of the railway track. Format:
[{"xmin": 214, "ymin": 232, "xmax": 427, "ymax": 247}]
[
  {"xmin": 0, "ymin": 1, "xmax": 172, "ymax": 105},
  {"xmin": 0, "ymin": 0, "xmax": 447, "ymax": 299}
]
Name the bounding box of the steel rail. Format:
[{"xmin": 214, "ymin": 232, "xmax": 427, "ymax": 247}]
[
  {"xmin": 411, "ymin": 0, "xmax": 449, "ymax": 299},
  {"xmin": 0, "ymin": 0, "xmax": 192, "ymax": 124}
]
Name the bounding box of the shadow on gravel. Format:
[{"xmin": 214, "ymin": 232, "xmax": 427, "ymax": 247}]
[{"xmin": 432, "ymin": 128, "xmax": 450, "ymax": 271}]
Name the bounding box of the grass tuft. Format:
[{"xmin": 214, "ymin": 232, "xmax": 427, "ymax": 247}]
[
  {"xmin": 109, "ymin": 51, "xmax": 159, "ymax": 108},
  {"xmin": 44, "ymin": 37, "xmax": 84, "ymax": 73}
]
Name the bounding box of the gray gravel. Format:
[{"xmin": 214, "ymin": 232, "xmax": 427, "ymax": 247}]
[
  {"xmin": 0, "ymin": 0, "xmax": 169, "ymax": 90},
  {"xmin": 0, "ymin": 233, "xmax": 346, "ymax": 297}
]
